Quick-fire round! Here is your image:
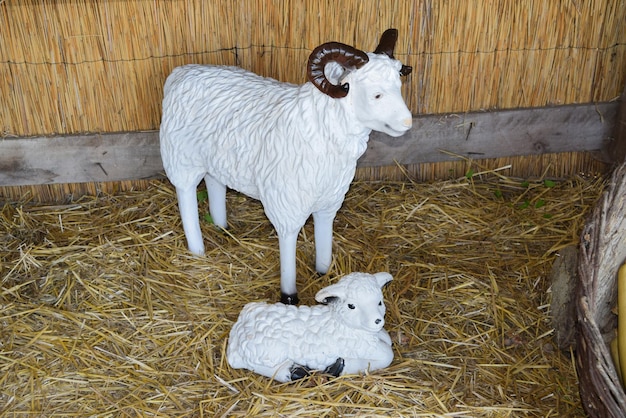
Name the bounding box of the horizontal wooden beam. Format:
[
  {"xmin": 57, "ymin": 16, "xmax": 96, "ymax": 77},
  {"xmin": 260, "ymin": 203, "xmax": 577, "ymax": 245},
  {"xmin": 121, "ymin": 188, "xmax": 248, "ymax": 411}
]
[
  {"xmin": 0, "ymin": 131, "xmax": 163, "ymax": 186},
  {"xmin": 361, "ymin": 102, "xmax": 617, "ymax": 166},
  {"xmin": 0, "ymin": 102, "xmax": 618, "ymax": 187}
]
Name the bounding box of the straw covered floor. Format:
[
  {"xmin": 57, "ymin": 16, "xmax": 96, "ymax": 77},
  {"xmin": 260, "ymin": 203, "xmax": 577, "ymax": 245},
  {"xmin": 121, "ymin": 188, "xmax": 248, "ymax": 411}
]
[{"xmin": 0, "ymin": 170, "xmax": 605, "ymax": 416}]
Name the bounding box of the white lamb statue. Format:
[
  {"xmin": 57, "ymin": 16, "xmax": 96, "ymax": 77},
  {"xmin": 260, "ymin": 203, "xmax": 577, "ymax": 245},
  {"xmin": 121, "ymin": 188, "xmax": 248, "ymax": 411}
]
[
  {"xmin": 160, "ymin": 29, "xmax": 412, "ymax": 304},
  {"xmin": 226, "ymin": 272, "xmax": 394, "ymax": 382}
]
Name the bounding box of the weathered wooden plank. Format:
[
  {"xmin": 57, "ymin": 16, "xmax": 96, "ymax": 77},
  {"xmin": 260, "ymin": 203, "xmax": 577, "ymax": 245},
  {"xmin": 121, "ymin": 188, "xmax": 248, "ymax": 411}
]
[
  {"xmin": 0, "ymin": 102, "xmax": 618, "ymax": 187},
  {"xmin": 0, "ymin": 132, "xmax": 162, "ymax": 186},
  {"xmin": 361, "ymin": 102, "xmax": 618, "ymax": 166}
]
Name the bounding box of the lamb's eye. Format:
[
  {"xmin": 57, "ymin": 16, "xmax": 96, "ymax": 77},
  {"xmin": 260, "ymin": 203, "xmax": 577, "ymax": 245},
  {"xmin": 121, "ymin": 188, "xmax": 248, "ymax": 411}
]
[
  {"xmin": 374, "ymin": 93, "xmax": 382, "ymax": 99},
  {"xmin": 348, "ymin": 303, "xmax": 355, "ymax": 310}
]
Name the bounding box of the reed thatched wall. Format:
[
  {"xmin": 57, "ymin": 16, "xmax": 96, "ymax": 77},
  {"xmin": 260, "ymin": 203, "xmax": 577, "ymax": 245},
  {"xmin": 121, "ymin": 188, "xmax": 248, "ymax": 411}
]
[
  {"xmin": 2, "ymin": 0, "xmax": 624, "ymax": 135},
  {"xmin": 1, "ymin": 0, "xmax": 625, "ymax": 200}
]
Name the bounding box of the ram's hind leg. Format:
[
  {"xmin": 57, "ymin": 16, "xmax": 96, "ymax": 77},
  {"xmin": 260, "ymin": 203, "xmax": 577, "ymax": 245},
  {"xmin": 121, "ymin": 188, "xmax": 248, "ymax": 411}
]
[
  {"xmin": 176, "ymin": 186, "xmax": 205, "ymax": 255},
  {"xmin": 204, "ymin": 174, "xmax": 227, "ymax": 229},
  {"xmin": 313, "ymin": 210, "xmax": 336, "ymax": 275}
]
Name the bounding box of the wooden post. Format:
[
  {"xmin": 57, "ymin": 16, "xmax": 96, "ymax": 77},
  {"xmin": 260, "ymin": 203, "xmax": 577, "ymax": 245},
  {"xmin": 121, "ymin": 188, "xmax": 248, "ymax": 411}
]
[{"xmin": 608, "ymin": 85, "xmax": 626, "ymax": 164}]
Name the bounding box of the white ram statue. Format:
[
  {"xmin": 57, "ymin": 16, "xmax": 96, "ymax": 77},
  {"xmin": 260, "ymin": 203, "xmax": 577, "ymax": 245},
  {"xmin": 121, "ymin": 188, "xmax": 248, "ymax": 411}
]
[
  {"xmin": 226, "ymin": 271, "xmax": 394, "ymax": 382},
  {"xmin": 160, "ymin": 29, "xmax": 412, "ymax": 304}
]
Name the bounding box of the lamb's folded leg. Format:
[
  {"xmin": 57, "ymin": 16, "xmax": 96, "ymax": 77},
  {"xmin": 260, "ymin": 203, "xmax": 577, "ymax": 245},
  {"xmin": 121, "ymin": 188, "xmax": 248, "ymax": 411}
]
[
  {"xmin": 338, "ymin": 350, "xmax": 394, "ymax": 375},
  {"xmin": 291, "ymin": 357, "xmax": 343, "ymax": 380},
  {"xmin": 246, "ymin": 361, "xmax": 294, "ymax": 383},
  {"xmin": 323, "ymin": 357, "xmax": 345, "ymax": 377},
  {"xmin": 289, "ymin": 363, "xmax": 311, "ymax": 380}
]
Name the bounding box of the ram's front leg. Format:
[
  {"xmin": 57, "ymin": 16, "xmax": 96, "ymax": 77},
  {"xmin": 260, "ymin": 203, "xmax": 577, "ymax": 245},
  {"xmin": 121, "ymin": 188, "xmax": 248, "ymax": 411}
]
[
  {"xmin": 278, "ymin": 231, "xmax": 299, "ymax": 305},
  {"xmin": 313, "ymin": 210, "xmax": 336, "ymax": 275}
]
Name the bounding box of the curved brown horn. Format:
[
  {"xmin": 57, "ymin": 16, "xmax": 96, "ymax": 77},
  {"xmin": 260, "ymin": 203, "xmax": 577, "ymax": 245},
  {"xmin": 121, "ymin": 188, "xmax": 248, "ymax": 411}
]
[
  {"xmin": 374, "ymin": 28, "xmax": 399, "ymax": 58},
  {"xmin": 374, "ymin": 28, "xmax": 413, "ymax": 77},
  {"xmin": 307, "ymin": 42, "xmax": 369, "ymax": 98}
]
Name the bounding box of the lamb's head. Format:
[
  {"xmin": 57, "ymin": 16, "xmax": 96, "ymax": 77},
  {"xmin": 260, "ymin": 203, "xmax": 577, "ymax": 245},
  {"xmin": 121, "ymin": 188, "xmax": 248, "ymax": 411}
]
[
  {"xmin": 315, "ymin": 272, "xmax": 393, "ymax": 333},
  {"xmin": 307, "ymin": 29, "xmax": 412, "ymax": 137}
]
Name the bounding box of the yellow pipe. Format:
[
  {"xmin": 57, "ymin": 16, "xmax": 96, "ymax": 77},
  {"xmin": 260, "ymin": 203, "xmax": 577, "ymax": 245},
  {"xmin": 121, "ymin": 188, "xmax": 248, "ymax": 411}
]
[{"xmin": 617, "ymin": 262, "xmax": 626, "ymax": 386}]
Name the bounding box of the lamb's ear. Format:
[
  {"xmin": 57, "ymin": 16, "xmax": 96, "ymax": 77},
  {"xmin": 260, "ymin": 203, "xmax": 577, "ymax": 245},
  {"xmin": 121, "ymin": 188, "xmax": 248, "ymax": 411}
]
[
  {"xmin": 373, "ymin": 272, "xmax": 393, "ymax": 289},
  {"xmin": 315, "ymin": 283, "xmax": 347, "ymax": 304}
]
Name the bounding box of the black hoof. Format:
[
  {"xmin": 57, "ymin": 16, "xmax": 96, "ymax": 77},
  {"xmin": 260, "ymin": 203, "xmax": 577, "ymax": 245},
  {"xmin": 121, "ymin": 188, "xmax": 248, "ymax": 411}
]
[
  {"xmin": 281, "ymin": 292, "xmax": 299, "ymax": 305},
  {"xmin": 323, "ymin": 357, "xmax": 345, "ymax": 377},
  {"xmin": 289, "ymin": 364, "xmax": 311, "ymax": 380}
]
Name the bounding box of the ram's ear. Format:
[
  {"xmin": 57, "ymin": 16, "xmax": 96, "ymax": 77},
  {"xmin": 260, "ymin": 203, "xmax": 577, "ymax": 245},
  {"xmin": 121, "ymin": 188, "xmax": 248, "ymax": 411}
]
[
  {"xmin": 315, "ymin": 283, "xmax": 347, "ymax": 304},
  {"xmin": 373, "ymin": 272, "xmax": 393, "ymax": 289}
]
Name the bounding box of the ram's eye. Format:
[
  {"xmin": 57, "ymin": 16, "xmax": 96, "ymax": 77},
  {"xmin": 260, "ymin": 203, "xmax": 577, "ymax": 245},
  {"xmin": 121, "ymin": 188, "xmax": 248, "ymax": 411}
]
[
  {"xmin": 378, "ymin": 301, "xmax": 382, "ymax": 306},
  {"xmin": 374, "ymin": 93, "xmax": 382, "ymax": 99},
  {"xmin": 348, "ymin": 303, "xmax": 355, "ymax": 310}
]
